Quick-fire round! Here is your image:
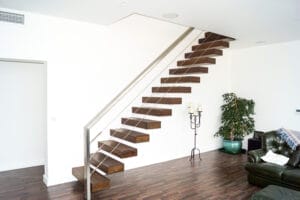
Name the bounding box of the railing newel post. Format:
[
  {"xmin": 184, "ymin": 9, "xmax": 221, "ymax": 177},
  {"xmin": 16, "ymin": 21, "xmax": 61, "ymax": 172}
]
[{"xmin": 84, "ymin": 127, "xmax": 91, "ymax": 200}]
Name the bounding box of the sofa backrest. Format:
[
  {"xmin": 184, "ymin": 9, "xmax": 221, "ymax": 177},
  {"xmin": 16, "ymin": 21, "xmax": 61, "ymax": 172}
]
[{"xmin": 262, "ymin": 131, "xmax": 294, "ymax": 157}]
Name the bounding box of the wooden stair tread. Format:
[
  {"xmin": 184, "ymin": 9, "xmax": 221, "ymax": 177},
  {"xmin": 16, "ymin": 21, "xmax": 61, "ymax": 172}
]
[
  {"xmin": 177, "ymin": 57, "xmax": 216, "ymax": 66},
  {"xmin": 132, "ymin": 107, "xmax": 172, "ymax": 116},
  {"xmin": 185, "ymin": 49, "xmax": 223, "ymax": 59},
  {"xmin": 72, "ymin": 166, "xmax": 110, "ymax": 192},
  {"xmin": 161, "ymin": 76, "xmax": 200, "ymax": 83},
  {"xmin": 198, "ymin": 38, "xmax": 234, "ymax": 43},
  {"xmin": 142, "ymin": 97, "xmax": 182, "ymax": 104},
  {"xmin": 192, "ymin": 40, "xmax": 229, "ymax": 51},
  {"xmin": 90, "ymin": 152, "xmax": 124, "ymax": 174},
  {"xmin": 152, "ymin": 86, "xmax": 191, "ymax": 93},
  {"xmin": 198, "ymin": 32, "xmax": 235, "ymax": 43},
  {"xmin": 98, "ymin": 140, "xmax": 137, "ymax": 158},
  {"xmin": 121, "ymin": 117, "xmax": 161, "ymax": 129},
  {"xmin": 205, "ymin": 32, "xmax": 235, "ymax": 40},
  {"xmin": 169, "ymin": 67, "xmax": 208, "ymax": 75},
  {"xmin": 110, "ymin": 128, "xmax": 149, "ymax": 143}
]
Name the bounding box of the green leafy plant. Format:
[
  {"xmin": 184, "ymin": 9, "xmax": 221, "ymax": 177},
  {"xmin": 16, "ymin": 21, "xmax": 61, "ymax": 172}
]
[{"xmin": 215, "ymin": 93, "xmax": 255, "ymax": 141}]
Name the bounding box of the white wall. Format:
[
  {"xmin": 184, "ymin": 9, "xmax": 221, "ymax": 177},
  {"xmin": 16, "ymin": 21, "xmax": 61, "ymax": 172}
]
[
  {"xmin": 0, "ymin": 8, "xmax": 110, "ymax": 185},
  {"xmin": 1, "ymin": 8, "xmax": 203, "ymax": 186},
  {"xmin": 230, "ymin": 40, "xmax": 300, "ymax": 147},
  {"xmin": 0, "ymin": 60, "xmax": 46, "ymax": 171}
]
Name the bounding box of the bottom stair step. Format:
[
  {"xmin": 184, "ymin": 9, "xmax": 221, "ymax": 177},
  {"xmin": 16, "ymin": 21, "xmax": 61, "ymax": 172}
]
[
  {"xmin": 90, "ymin": 152, "xmax": 124, "ymax": 174},
  {"xmin": 72, "ymin": 166, "xmax": 110, "ymax": 192}
]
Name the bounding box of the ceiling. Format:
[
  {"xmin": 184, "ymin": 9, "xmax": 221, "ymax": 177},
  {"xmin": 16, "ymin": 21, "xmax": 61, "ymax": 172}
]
[{"xmin": 1, "ymin": 0, "xmax": 300, "ymax": 48}]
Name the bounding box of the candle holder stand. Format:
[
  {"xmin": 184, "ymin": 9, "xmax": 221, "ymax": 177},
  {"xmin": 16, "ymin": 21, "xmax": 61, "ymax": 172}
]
[{"xmin": 189, "ymin": 111, "xmax": 202, "ymax": 161}]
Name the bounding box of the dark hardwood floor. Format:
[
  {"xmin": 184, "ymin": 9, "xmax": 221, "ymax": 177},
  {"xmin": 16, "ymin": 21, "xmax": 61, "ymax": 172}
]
[{"xmin": 0, "ymin": 151, "xmax": 260, "ymax": 200}]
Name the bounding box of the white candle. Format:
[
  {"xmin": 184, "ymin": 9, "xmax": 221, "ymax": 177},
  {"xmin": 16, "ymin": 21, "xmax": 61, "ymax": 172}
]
[
  {"xmin": 197, "ymin": 104, "xmax": 202, "ymax": 112},
  {"xmin": 188, "ymin": 106, "xmax": 194, "ymax": 113},
  {"xmin": 193, "ymin": 110, "xmax": 198, "ymax": 115}
]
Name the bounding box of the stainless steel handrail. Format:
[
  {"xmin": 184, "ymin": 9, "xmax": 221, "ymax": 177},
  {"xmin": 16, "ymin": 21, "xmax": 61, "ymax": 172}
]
[{"xmin": 83, "ymin": 26, "xmax": 194, "ymax": 200}]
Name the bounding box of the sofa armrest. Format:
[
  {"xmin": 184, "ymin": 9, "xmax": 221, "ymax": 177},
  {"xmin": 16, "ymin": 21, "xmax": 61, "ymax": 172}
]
[{"xmin": 248, "ymin": 149, "xmax": 266, "ymax": 163}]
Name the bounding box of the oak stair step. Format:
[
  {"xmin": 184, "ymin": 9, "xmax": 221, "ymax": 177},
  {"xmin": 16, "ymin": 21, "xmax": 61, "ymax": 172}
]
[
  {"xmin": 110, "ymin": 128, "xmax": 149, "ymax": 143},
  {"xmin": 122, "ymin": 117, "xmax": 161, "ymax": 129},
  {"xmin": 72, "ymin": 166, "xmax": 110, "ymax": 192},
  {"xmin": 198, "ymin": 32, "xmax": 235, "ymax": 43},
  {"xmin": 177, "ymin": 57, "xmax": 216, "ymax": 66},
  {"xmin": 142, "ymin": 97, "xmax": 182, "ymax": 105},
  {"xmin": 98, "ymin": 140, "xmax": 137, "ymax": 158},
  {"xmin": 152, "ymin": 86, "xmax": 191, "ymax": 93},
  {"xmin": 185, "ymin": 49, "xmax": 223, "ymax": 59},
  {"xmin": 169, "ymin": 67, "xmax": 208, "ymax": 75},
  {"xmin": 90, "ymin": 152, "xmax": 124, "ymax": 174},
  {"xmin": 192, "ymin": 40, "xmax": 229, "ymax": 51},
  {"xmin": 161, "ymin": 76, "xmax": 200, "ymax": 83},
  {"xmin": 132, "ymin": 107, "xmax": 172, "ymax": 116}
]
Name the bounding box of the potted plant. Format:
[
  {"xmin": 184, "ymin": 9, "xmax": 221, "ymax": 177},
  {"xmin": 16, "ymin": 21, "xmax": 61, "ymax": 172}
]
[{"xmin": 214, "ymin": 93, "xmax": 255, "ymax": 154}]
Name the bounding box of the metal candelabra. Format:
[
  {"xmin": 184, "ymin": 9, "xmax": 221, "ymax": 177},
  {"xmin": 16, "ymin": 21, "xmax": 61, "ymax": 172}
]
[{"xmin": 189, "ymin": 110, "xmax": 202, "ymax": 161}]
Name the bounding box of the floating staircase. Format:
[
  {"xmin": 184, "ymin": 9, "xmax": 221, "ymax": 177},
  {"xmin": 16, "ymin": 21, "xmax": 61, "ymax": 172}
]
[{"xmin": 72, "ymin": 32, "xmax": 235, "ymax": 193}]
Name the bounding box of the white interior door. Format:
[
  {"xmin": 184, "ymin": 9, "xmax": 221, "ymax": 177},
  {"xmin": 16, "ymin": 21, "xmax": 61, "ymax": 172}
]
[{"xmin": 0, "ymin": 59, "xmax": 46, "ymax": 171}]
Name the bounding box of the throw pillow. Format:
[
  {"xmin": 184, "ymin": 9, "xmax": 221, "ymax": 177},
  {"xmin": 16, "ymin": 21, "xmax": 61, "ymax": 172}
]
[
  {"xmin": 287, "ymin": 150, "xmax": 300, "ymax": 167},
  {"xmin": 261, "ymin": 150, "xmax": 289, "ymax": 166},
  {"xmin": 277, "ymin": 128, "xmax": 300, "ymax": 150}
]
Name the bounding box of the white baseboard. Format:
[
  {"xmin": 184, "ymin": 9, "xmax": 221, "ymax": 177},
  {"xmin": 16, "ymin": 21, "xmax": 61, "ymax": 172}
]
[
  {"xmin": 43, "ymin": 174, "xmax": 48, "ymax": 186},
  {"xmin": 0, "ymin": 160, "xmax": 45, "ymax": 172},
  {"xmin": 45, "ymin": 174, "xmax": 76, "ymax": 187}
]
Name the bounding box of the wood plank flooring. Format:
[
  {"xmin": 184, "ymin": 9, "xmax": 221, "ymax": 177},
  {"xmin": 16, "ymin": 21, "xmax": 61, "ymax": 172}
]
[{"xmin": 0, "ymin": 150, "xmax": 260, "ymax": 200}]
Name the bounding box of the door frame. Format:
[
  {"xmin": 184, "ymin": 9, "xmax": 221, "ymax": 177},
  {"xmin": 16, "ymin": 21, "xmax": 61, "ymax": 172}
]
[{"xmin": 0, "ymin": 57, "xmax": 47, "ymax": 176}]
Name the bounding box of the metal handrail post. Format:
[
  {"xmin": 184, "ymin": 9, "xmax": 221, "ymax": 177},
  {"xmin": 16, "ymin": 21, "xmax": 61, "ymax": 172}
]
[{"xmin": 84, "ymin": 127, "xmax": 91, "ymax": 200}]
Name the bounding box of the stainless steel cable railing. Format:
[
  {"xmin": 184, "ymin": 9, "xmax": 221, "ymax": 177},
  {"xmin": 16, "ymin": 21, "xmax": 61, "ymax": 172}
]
[
  {"xmin": 83, "ymin": 26, "xmax": 231, "ymax": 199},
  {"xmin": 83, "ymin": 27, "xmax": 195, "ymax": 200}
]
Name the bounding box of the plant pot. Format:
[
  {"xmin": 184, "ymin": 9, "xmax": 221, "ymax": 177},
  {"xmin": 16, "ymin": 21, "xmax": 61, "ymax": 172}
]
[{"xmin": 223, "ymin": 139, "xmax": 242, "ymax": 154}]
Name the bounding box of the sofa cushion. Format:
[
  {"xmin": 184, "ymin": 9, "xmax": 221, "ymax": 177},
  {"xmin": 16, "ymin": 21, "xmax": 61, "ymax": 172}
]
[
  {"xmin": 251, "ymin": 185, "xmax": 300, "ymax": 200},
  {"xmin": 245, "ymin": 163, "xmax": 286, "ymax": 180},
  {"xmin": 282, "ymin": 169, "xmax": 300, "ymax": 186},
  {"xmin": 261, "ymin": 150, "xmax": 289, "ymax": 166},
  {"xmin": 287, "ymin": 150, "xmax": 300, "ymax": 167}
]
